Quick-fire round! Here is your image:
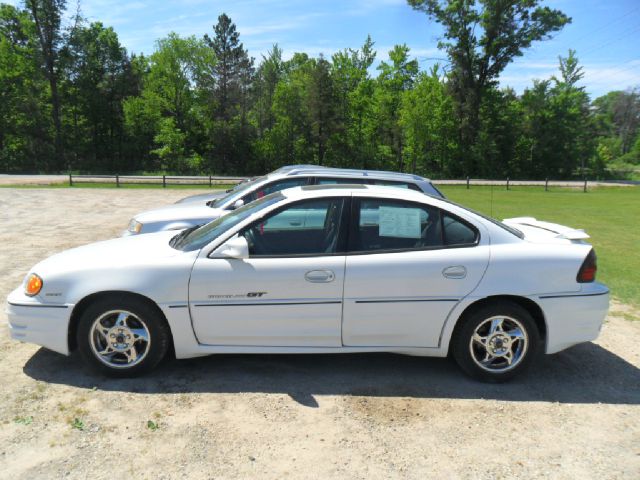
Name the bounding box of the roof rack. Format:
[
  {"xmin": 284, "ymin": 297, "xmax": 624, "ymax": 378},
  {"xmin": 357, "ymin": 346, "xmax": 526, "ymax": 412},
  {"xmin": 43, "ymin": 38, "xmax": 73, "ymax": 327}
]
[{"xmin": 285, "ymin": 167, "xmax": 425, "ymax": 181}]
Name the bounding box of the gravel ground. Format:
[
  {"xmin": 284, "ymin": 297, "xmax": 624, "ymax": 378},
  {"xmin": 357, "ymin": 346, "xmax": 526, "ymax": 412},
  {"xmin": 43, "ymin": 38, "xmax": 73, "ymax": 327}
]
[{"xmin": 0, "ymin": 188, "xmax": 638, "ymax": 480}]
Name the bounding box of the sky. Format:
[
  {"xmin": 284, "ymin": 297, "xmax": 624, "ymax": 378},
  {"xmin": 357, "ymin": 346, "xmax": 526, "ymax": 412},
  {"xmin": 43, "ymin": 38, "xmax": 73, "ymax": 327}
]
[{"xmin": 7, "ymin": 0, "xmax": 640, "ymax": 98}]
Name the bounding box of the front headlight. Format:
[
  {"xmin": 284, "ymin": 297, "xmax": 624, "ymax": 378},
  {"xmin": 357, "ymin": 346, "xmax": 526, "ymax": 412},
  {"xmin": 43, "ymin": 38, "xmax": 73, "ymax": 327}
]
[
  {"xmin": 128, "ymin": 219, "xmax": 143, "ymax": 234},
  {"xmin": 25, "ymin": 273, "xmax": 43, "ymax": 297}
]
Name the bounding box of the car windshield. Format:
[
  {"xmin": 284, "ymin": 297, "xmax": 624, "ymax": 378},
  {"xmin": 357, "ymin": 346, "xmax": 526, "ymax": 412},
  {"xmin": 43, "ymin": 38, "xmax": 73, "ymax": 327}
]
[
  {"xmin": 210, "ymin": 176, "xmax": 268, "ymax": 208},
  {"xmin": 174, "ymin": 192, "xmax": 285, "ymax": 251}
]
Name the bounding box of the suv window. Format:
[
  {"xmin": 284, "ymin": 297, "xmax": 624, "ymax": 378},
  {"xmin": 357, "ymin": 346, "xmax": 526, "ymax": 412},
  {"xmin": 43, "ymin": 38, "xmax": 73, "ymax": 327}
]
[
  {"xmin": 315, "ymin": 177, "xmax": 366, "ymax": 185},
  {"xmin": 350, "ymin": 198, "xmax": 478, "ymax": 253},
  {"xmin": 240, "ymin": 177, "xmax": 310, "ymax": 205},
  {"xmin": 240, "ymin": 198, "xmax": 346, "ymax": 256},
  {"xmin": 369, "ymin": 179, "xmax": 421, "ymax": 192}
]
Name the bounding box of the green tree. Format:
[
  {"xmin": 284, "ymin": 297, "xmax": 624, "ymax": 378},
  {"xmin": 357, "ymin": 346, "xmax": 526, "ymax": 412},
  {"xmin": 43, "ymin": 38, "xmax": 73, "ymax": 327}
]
[
  {"xmin": 25, "ymin": 0, "xmax": 68, "ymax": 170},
  {"xmin": 204, "ymin": 13, "xmax": 254, "ymax": 173},
  {"xmin": 408, "ymin": 0, "xmax": 570, "ymax": 175},
  {"xmin": 123, "ymin": 33, "xmax": 213, "ymax": 173},
  {"xmin": 63, "ymin": 21, "xmax": 139, "ymax": 172},
  {"xmin": 518, "ymin": 50, "xmax": 593, "ymax": 178},
  {"xmin": 375, "ymin": 44, "xmax": 418, "ymax": 171},
  {"xmin": 400, "ymin": 67, "xmax": 458, "ymax": 176},
  {"xmin": 0, "ymin": 3, "xmax": 51, "ymax": 172},
  {"xmin": 329, "ymin": 36, "xmax": 377, "ymax": 168}
]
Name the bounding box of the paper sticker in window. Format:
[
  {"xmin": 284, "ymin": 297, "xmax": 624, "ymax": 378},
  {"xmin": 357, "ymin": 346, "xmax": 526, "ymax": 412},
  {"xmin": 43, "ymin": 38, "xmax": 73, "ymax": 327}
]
[{"xmin": 378, "ymin": 206, "xmax": 422, "ymax": 238}]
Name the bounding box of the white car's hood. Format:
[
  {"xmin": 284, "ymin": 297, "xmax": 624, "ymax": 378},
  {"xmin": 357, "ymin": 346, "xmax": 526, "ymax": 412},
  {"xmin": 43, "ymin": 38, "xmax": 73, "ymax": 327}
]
[
  {"xmin": 32, "ymin": 230, "xmax": 186, "ymax": 276},
  {"xmin": 134, "ymin": 202, "xmax": 226, "ymax": 224}
]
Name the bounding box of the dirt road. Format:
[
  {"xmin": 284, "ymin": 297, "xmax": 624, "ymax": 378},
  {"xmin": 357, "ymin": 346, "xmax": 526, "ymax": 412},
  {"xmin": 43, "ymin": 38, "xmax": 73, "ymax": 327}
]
[{"xmin": 0, "ymin": 188, "xmax": 638, "ymax": 479}]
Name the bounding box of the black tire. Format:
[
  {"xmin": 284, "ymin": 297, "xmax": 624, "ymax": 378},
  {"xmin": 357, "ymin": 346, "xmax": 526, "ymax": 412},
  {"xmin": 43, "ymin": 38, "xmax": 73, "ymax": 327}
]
[
  {"xmin": 451, "ymin": 301, "xmax": 541, "ymax": 383},
  {"xmin": 76, "ymin": 295, "xmax": 171, "ymax": 377}
]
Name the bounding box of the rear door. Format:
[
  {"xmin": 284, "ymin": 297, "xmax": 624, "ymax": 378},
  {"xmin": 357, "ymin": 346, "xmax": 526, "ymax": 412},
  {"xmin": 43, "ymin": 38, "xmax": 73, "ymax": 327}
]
[{"xmin": 342, "ymin": 196, "xmax": 490, "ymax": 347}]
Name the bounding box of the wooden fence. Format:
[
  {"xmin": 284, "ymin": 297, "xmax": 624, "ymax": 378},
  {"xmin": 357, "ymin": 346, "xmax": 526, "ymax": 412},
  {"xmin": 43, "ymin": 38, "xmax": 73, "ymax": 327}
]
[
  {"xmin": 68, "ymin": 174, "xmax": 246, "ymax": 187},
  {"xmin": 67, "ymin": 174, "xmax": 632, "ymax": 192}
]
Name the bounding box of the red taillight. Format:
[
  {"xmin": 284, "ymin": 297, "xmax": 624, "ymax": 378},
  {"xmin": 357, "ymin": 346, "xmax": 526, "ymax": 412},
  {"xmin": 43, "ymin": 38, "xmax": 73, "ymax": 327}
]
[{"xmin": 577, "ymin": 249, "xmax": 597, "ymax": 283}]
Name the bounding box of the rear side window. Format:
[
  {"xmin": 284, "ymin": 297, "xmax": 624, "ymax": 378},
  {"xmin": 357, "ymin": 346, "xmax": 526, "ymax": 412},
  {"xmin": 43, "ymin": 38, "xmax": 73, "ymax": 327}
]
[
  {"xmin": 351, "ymin": 199, "xmax": 443, "ymax": 252},
  {"xmin": 349, "ymin": 198, "xmax": 478, "ymax": 253},
  {"xmin": 443, "ymin": 213, "xmax": 477, "ymax": 245}
]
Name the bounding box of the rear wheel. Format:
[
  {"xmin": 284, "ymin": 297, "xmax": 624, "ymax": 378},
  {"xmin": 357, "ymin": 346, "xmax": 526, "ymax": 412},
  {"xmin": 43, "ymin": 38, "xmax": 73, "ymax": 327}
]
[
  {"xmin": 452, "ymin": 301, "xmax": 540, "ymax": 382},
  {"xmin": 76, "ymin": 296, "xmax": 170, "ymax": 377}
]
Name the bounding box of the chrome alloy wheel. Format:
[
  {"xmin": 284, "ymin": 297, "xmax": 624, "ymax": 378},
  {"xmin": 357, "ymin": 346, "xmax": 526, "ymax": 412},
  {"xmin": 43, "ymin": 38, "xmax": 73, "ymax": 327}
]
[
  {"xmin": 469, "ymin": 316, "xmax": 528, "ymax": 373},
  {"xmin": 89, "ymin": 310, "xmax": 151, "ymax": 369}
]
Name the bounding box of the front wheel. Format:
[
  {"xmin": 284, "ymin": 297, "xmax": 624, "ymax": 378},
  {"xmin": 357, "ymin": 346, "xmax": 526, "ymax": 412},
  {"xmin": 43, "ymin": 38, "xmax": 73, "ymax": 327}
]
[
  {"xmin": 451, "ymin": 301, "xmax": 541, "ymax": 382},
  {"xmin": 76, "ymin": 296, "xmax": 170, "ymax": 377}
]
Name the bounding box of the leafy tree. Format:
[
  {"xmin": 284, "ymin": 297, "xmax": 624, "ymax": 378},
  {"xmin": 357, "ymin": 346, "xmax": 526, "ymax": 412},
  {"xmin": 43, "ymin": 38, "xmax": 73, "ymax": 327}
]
[
  {"xmin": 123, "ymin": 33, "xmax": 213, "ymax": 173},
  {"xmin": 0, "ymin": 4, "xmax": 52, "ymax": 172},
  {"xmin": 375, "ymin": 44, "xmax": 418, "ymax": 171},
  {"xmin": 330, "ymin": 36, "xmax": 377, "ymax": 168},
  {"xmin": 63, "ymin": 22, "xmax": 139, "ymax": 171},
  {"xmin": 204, "ymin": 13, "xmax": 254, "ymax": 173},
  {"xmin": 400, "ymin": 67, "xmax": 458, "ymax": 176},
  {"xmin": 25, "ymin": 0, "xmax": 68, "ymax": 170},
  {"xmin": 407, "ymin": 0, "xmax": 570, "ymax": 174}
]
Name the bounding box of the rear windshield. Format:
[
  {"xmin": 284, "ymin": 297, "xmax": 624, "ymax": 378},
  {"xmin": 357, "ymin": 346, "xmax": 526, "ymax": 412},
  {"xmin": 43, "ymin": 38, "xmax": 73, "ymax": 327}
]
[{"xmin": 438, "ymin": 198, "xmax": 524, "ymax": 239}]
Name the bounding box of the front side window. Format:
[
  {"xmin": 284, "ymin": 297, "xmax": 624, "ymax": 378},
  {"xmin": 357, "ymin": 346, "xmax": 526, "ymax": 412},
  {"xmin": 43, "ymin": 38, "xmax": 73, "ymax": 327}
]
[
  {"xmin": 350, "ymin": 198, "xmax": 478, "ymax": 253},
  {"xmin": 240, "ymin": 198, "xmax": 346, "ymax": 256},
  {"xmin": 240, "ymin": 177, "xmax": 310, "ymax": 205},
  {"xmin": 174, "ymin": 193, "xmax": 285, "ymax": 251}
]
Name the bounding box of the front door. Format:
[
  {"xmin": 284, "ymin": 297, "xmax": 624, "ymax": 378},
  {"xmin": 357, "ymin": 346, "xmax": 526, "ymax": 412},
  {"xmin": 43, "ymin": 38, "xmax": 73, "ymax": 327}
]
[{"xmin": 189, "ymin": 197, "xmax": 348, "ymax": 347}]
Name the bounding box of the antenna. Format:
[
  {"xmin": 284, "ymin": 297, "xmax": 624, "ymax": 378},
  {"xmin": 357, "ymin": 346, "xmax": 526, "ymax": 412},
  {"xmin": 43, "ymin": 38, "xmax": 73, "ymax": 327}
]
[{"xmin": 490, "ymin": 181, "xmax": 494, "ymax": 217}]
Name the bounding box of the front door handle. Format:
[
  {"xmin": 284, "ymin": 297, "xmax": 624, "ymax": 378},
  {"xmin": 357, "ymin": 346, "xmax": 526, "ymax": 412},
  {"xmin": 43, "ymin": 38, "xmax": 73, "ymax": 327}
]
[
  {"xmin": 305, "ymin": 270, "xmax": 335, "ymax": 283},
  {"xmin": 442, "ymin": 266, "xmax": 467, "ymax": 279}
]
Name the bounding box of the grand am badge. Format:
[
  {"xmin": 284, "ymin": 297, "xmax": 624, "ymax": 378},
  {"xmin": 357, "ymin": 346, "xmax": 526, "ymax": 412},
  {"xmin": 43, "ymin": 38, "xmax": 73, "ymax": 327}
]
[{"xmin": 208, "ymin": 292, "xmax": 268, "ymax": 299}]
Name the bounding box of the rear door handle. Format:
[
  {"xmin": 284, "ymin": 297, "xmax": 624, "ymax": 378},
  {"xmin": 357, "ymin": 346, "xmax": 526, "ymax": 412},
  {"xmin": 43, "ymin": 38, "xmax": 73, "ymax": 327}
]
[
  {"xmin": 442, "ymin": 266, "xmax": 467, "ymax": 279},
  {"xmin": 305, "ymin": 270, "xmax": 335, "ymax": 283}
]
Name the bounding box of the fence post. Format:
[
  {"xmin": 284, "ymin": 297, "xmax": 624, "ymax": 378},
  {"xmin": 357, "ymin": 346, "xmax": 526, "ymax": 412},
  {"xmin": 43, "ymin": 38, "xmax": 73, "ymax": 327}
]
[
  {"xmin": 116, "ymin": 174, "xmax": 120, "ymax": 188},
  {"xmin": 69, "ymin": 173, "xmax": 73, "ymax": 187},
  {"xmin": 209, "ymin": 175, "xmax": 212, "ymax": 188},
  {"xmin": 506, "ymin": 177, "xmax": 510, "ymax": 190},
  {"xmin": 162, "ymin": 175, "xmax": 166, "ymax": 188},
  {"xmin": 466, "ymin": 176, "xmax": 470, "ymax": 189},
  {"xmin": 545, "ymin": 178, "xmax": 548, "ymax": 192},
  {"xmin": 583, "ymin": 178, "xmax": 587, "ymax": 193}
]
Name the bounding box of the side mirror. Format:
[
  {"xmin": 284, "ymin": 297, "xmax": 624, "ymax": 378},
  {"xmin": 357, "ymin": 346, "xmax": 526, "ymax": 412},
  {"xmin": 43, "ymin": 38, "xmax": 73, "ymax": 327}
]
[
  {"xmin": 231, "ymin": 199, "xmax": 244, "ymax": 210},
  {"xmin": 210, "ymin": 235, "xmax": 249, "ymax": 259}
]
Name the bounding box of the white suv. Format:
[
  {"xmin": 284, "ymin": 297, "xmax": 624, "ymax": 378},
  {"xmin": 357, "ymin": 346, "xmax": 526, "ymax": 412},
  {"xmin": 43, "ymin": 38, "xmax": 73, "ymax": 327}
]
[{"xmin": 124, "ymin": 167, "xmax": 444, "ymax": 236}]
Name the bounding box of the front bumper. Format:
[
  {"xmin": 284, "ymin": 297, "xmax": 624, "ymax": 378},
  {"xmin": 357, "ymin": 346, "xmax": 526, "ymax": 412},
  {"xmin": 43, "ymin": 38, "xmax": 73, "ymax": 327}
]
[
  {"xmin": 538, "ymin": 282, "xmax": 610, "ymax": 354},
  {"xmin": 6, "ymin": 288, "xmax": 73, "ymax": 355}
]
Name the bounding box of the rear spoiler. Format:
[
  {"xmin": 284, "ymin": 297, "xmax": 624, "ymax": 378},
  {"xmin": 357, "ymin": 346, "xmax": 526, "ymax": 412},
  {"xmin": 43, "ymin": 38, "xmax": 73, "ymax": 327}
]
[{"xmin": 502, "ymin": 217, "xmax": 590, "ymax": 240}]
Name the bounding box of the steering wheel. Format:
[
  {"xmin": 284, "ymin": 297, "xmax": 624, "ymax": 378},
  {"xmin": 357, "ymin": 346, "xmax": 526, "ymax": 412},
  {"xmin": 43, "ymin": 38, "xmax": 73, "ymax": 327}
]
[{"xmin": 243, "ymin": 226, "xmax": 267, "ymax": 255}]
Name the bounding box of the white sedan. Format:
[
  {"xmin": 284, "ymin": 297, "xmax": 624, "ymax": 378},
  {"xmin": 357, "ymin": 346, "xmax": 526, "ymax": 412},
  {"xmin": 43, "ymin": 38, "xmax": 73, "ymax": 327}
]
[{"xmin": 6, "ymin": 185, "xmax": 609, "ymax": 382}]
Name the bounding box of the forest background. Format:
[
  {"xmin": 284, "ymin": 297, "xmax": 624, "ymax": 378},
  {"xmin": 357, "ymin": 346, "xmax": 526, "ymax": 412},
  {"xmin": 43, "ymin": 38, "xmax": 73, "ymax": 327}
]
[{"xmin": 1, "ymin": 0, "xmax": 639, "ymax": 179}]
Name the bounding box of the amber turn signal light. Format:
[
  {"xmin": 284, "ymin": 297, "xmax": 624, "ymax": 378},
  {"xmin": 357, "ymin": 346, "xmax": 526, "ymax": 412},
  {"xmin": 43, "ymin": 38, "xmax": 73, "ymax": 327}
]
[{"xmin": 25, "ymin": 273, "xmax": 43, "ymax": 296}]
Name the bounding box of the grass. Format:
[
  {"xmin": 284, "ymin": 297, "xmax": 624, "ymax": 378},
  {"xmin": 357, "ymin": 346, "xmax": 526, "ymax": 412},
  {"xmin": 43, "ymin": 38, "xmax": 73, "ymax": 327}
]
[{"xmin": 439, "ymin": 185, "xmax": 640, "ymax": 309}]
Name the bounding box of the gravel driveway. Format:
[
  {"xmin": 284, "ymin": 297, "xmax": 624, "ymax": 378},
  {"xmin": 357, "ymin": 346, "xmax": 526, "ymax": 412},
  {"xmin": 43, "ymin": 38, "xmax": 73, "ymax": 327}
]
[{"xmin": 0, "ymin": 188, "xmax": 638, "ymax": 479}]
